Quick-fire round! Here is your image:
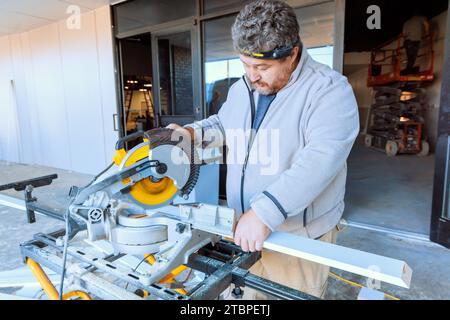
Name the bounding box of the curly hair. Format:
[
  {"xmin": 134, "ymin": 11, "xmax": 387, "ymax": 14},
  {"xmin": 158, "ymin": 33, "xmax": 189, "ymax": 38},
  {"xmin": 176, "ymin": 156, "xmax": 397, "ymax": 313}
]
[{"xmin": 231, "ymin": 0, "xmax": 301, "ymax": 54}]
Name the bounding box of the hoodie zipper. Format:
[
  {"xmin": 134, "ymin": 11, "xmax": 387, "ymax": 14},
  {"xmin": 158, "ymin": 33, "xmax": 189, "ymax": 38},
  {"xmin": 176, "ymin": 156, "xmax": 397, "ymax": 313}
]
[
  {"xmin": 239, "ymin": 46, "xmax": 305, "ymax": 215},
  {"xmin": 240, "ymin": 76, "xmax": 256, "ymax": 214},
  {"xmin": 239, "ymin": 76, "xmax": 276, "ymax": 214}
]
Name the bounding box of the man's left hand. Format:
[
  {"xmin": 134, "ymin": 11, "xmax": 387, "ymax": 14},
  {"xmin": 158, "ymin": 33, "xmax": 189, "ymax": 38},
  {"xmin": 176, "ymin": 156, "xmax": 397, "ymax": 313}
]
[{"xmin": 233, "ymin": 209, "xmax": 271, "ymax": 252}]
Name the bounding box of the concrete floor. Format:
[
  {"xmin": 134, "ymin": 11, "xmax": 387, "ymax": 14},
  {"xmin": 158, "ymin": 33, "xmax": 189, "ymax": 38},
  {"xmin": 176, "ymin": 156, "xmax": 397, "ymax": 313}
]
[
  {"xmin": 0, "ymin": 160, "xmax": 92, "ymax": 272},
  {"xmin": 0, "ymin": 161, "xmax": 449, "ymax": 299},
  {"xmin": 344, "ymin": 136, "xmax": 435, "ymax": 235},
  {"xmin": 325, "ymin": 226, "xmax": 450, "ymax": 300},
  {"xmin": 0, "ymin": 161, "xmax": 93, "ymax": 213}
]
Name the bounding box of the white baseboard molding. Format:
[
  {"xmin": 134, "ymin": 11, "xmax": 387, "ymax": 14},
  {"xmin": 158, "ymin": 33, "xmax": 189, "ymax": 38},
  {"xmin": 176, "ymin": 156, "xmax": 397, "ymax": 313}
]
[{"xmin": 264, "ymin": 231, "xmax": 412, "ymax": 289}]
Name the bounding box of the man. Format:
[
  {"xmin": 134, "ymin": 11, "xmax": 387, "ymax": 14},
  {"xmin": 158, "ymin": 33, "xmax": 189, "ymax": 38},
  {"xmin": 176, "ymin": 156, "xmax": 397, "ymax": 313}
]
[
  {"xmin": 401, "ymin": 13, "xmax": 430, "ymax": 75},
  {"xmin": 168, "ymin": 0, "xmax": 359, "ymax": 298}
]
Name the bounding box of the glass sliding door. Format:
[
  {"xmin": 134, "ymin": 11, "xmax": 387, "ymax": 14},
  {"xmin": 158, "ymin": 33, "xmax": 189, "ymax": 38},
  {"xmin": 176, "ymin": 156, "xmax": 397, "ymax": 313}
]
[
  {"xmin": 117, "ymin": 33, "xmax": 155, "ymax": 139},
  {"xmin": 152, "ymin": 24, "xmax": 201, "ymax": 126},
  {"xmin": 157, "ymin": 31, "xmax": 193, "ymax": 117}
]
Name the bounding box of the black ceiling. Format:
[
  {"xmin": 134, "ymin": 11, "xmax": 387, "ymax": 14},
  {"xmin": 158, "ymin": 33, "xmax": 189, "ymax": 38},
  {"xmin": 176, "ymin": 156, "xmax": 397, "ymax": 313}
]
[{"xmin": 345, "ymin": 0, "xmax": 449, "ymax": 52}]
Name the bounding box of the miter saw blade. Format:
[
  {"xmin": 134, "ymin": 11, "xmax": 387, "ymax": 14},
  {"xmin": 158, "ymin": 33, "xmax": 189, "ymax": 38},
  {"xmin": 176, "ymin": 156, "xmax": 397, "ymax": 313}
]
[
  {"xmin": 116, "ymin": 128, "xmax": 200, "ymax": 207},
  {"xmin": 145, "ymin": 128, "xmax": 200, "ymax": 198}
]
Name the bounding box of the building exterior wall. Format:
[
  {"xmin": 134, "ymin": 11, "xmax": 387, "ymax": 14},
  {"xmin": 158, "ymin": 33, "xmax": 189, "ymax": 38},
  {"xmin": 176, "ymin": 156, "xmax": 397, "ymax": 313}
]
[{"xmin": 0, "ymin": 6, "xmax": 118, "ymax": 174}]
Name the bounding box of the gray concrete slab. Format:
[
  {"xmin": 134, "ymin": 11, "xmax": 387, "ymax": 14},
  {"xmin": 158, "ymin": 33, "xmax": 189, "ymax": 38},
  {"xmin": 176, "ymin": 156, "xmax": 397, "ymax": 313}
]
[
  {"xmin": 0, "ymin": 205, "xmax": 64, "ymax": 271},
  {"xmin": 0, "ymin": 161, "xmax": 93, "ymax": 212},
  {"xmin": 325, "ymin": 226, "xmax": 450, "ymax": 300},
  {"xmin": 344, "ymin": 136, "xmax": 434, "ymax": 235},
  {"xmin": 0, "ymin": 161, "xmax": 92, "ymax": 271}
]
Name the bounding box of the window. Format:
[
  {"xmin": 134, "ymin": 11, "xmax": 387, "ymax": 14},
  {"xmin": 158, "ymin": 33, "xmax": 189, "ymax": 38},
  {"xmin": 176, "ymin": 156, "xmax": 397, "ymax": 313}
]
[
  {"xmin": 294, "ymin": 2, "xmax": 335, "ymax": 49},
  {"xmin": 203, "ymin": 15, "xmax": 243, "ymax": 116},
  {"xmin": 119, "ymin": 34, "xmax": 155, "ymax": 135},
  {"xmin": 204, "ymin": 59, "xmax": 243, "ymax": 116},
  {"xmin": 307, "ymin": 46, "xmax": 334, "ymax": 68},
  {"xmin": 203, "ymin": 0, "xmax": 252, "ymax": 15},
  {"xmin": 113, "ymin": 0, "xmax": 196, "ymax": 34},
  {"xmin": 157, "ymin": 31, "xmax": 194, "ymax": 116}
]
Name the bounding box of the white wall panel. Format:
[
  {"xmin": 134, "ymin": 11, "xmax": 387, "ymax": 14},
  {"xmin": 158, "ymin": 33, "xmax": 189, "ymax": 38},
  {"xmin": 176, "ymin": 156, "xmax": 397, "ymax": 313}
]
[
  {"xmin": 0, "ymin": 36, "xmax": 20, "ymax": 163},
  {"xmin": 9, "ymin": 34, "xmax": 34, "ymax": 164},
  {"xmin": 0, "ymin": 5, "xmax": 118, "ymax": 174},
  {"xmin": 28, "ymin": 24, "xmax": 72, "ymax": 170},
  {"xmin": 58, "ymin": 11, "xmax": 106, "ymax": 174},
  {"xmin": 20, "ymin": 32, "xmax": 43, "ymax": 165}
]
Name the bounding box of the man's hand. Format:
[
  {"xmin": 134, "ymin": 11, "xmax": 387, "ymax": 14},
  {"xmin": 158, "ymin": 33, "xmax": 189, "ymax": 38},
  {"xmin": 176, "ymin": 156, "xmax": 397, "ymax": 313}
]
[
  {"xmin": 165, "ymin": 123, "xmax": 194, "ymax": 142},
  {"xmin": 234, "ymin": 209, "xmax": 271, "ymax": 252}
]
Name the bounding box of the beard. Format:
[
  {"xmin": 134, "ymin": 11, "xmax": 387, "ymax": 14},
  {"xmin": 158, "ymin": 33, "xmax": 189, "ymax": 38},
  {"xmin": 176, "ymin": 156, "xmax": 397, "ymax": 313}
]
[
  {"xmin": 250, "ymin": 69, "xmax": 291, "ymax": 95},
  {"xmin": 251, "ymin": 81, "xmax": 277, "ymax": 95}
]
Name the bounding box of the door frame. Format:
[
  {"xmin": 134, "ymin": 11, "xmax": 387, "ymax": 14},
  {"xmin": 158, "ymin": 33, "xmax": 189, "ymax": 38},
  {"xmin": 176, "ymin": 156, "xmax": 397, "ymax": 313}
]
[{"xmin": 430, "ymin": 0, "xmax": 450, "ymax": 249}]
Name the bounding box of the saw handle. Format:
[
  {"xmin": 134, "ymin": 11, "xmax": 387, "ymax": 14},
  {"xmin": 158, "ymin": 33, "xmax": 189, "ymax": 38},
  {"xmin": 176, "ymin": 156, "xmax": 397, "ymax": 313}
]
[{"xmin": 115, "ymin": 131, "xmax": 145, "ymax": 151}]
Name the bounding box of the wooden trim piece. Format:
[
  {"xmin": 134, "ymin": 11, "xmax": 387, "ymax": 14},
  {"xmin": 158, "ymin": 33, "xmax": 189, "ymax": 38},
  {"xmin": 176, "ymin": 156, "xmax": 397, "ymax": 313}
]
[{"xmin": 264, "ymin": 231, "xmax": 412, "ymax": 289}]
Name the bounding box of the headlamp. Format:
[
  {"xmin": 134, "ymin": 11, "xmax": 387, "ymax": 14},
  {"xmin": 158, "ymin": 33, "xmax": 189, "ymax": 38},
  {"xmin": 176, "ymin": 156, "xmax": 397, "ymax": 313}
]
[{"xmin": 240, "ymin": 42, "xmax": 300, "ymax": 60}]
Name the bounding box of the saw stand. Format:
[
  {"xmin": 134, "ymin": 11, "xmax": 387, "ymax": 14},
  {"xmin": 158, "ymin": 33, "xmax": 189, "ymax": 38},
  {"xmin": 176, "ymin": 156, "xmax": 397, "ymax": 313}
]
[{"xmin": 1, "ymin": 175, "xmax": 317, "ymax": 300}]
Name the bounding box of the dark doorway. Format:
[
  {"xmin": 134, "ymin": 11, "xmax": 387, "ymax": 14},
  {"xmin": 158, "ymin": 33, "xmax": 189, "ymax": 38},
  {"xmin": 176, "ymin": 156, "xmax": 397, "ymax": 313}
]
[
  {"xmin": 342, "ymin": 0, "xmax": 449, "ymax": 243},
  {"xmin": 119, "ymin": 33, "xmax": 155, "ymax": 139}
]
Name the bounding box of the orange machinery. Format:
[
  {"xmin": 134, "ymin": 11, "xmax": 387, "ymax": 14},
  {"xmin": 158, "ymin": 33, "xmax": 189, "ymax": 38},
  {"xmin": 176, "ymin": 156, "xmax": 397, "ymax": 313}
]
[
  {"xmin": 367, "ymin": 33, "xmax": 434, "ymax": 87},
  {"xmin": 364, "ymin": 33, "xmax": 434, "ymax": 156}
]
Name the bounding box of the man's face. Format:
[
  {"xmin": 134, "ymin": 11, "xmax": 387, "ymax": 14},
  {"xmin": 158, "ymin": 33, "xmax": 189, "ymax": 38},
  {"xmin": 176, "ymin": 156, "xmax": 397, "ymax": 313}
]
[{"xmin": 240, "ymin": 47, "xmax": 299, "ymax": 95}]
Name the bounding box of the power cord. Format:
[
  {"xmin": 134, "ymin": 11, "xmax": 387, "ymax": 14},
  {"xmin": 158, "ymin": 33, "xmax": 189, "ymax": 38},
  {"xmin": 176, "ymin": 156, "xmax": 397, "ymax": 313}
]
[
  {"xmin": 83, "ymin": 162, "xmax": 114, "ymax": 189},
  {"xmin": 58, "ymin": 162, "xmax": 114, "ymax": 300}
]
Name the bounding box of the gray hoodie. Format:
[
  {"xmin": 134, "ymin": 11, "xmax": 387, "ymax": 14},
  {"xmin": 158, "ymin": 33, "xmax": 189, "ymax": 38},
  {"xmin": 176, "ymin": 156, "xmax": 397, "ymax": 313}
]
[{"xmin": 186, "ymin": 49, "xmax": 359, "ymax": 239}]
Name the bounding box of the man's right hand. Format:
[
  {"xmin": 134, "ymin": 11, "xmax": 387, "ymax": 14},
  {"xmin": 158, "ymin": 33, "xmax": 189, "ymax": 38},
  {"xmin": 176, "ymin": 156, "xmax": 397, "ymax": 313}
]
[{"xmin": 165, "ymin": 123, "xmax": 194, "ymax": 142}]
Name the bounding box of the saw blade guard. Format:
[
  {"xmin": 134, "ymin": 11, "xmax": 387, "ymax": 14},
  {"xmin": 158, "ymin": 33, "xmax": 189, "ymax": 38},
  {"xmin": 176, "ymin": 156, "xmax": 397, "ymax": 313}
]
[{"xmin": 113, "ymin": 128, "xmax": 200, "ymax": 207}]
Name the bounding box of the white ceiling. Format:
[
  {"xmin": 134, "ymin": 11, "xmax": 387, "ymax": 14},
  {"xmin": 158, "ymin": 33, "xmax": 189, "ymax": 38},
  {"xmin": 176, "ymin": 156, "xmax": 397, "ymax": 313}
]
[{"xmin": 0, "ymin": 0, "xmax": 120, "ymax": 36}]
